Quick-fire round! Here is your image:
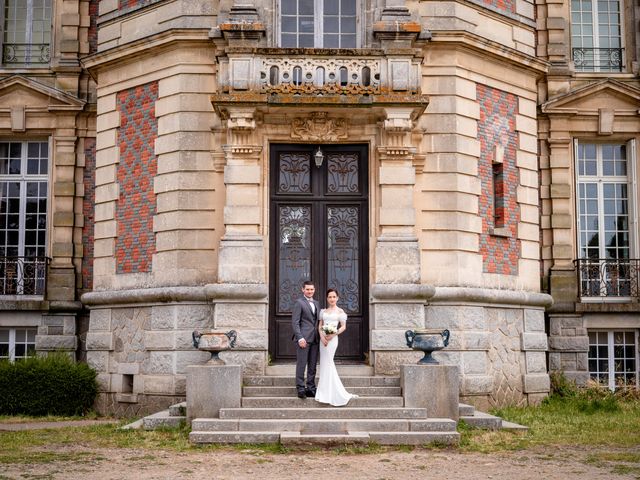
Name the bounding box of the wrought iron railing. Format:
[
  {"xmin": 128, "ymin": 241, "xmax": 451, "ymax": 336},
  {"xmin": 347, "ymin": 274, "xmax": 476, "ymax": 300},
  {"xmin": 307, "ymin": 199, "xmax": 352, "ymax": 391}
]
[
  {"xmin": 572, "ymin": 47, "xmax": 624, "ymax": 72},
  {"xmin": 575, "ymin": 258, "xmax": 640, "ymax": 299},
  {"xmin": 0, "ymin": 257, "xmax": 49, "ymax": 296},
  {"xmin": 2, "ymin": 43, "xmax": 51, "ymax": 65}
]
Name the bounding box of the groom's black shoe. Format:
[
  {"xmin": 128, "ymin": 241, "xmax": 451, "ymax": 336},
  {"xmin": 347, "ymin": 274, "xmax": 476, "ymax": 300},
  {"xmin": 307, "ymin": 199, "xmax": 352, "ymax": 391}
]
[
  {"xmin": 305, "ymin": 389, "xmax": 316, "ymax": 397},
  {"xmin": 297, "ymin": 390, "xmax": 306, "ymax": 399}
]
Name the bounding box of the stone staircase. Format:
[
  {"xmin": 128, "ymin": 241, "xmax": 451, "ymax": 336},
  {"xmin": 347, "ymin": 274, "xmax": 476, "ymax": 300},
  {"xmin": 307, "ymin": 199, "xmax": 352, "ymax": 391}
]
[
  {"xmin": 140, "ymin": 365, "xmax": 515, "ymax": 444},
  {"xmin": 188, "ymin": 365, "xmax": 460, "ymax": 445}
]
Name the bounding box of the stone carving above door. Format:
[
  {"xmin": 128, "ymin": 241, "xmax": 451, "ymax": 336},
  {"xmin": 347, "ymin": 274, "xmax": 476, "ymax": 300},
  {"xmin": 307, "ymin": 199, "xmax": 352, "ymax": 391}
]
[{"xmin": 290, "ymin": 112, "xmax": 348, "ymax": 142}]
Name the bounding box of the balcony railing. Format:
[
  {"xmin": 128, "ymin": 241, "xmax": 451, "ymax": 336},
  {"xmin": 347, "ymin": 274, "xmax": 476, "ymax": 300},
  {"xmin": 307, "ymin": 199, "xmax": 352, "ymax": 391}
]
[
  {"xmin": 2, "ymin": 43, "xmax": 51, "ymax": 65},
  {"xmin": 0, "ymin": 257, "xmax": 49, "ymax": 296},
  {"xmin": 572, "ymin": 48, "xmax": 624, "ymax": 72},
  {"xmin": 575, "ymin": 258, "xmax": 640, "ymax": 299},
  {"xmin": 219, "ymin": 49, "xmax": 421, "ymax": 96}
]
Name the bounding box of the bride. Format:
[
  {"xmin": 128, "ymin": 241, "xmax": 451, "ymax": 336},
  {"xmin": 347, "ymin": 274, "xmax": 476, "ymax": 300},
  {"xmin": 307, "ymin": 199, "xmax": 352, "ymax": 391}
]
[{"xmin": 315, "ymin": 289, "xmax": 358, "ymax": 406}]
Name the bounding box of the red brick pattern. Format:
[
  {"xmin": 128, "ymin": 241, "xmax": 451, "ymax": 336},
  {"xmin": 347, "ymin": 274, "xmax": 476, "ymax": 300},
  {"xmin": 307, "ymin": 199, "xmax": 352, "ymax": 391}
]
[
  {"xmin": 88, "ymin": 0, "xmax": 98, "ymax": 54},
  {"xmin": 479, "ymin": 0, "xmax": 515, "ymax": 14},
  {"xmin": 115, "ymin": 82, "xmax": 159, "ymax": 274},
  {"xmin": 82, "ymin": 138, "xmax": 96, "ymax": 290},
  {"xmin": 477, "ymin": 84, "xmax": 521, "ymax": 275},
  {"xmin": 119, "ymin": 0, "xmax": 154, "ymax": 10}
]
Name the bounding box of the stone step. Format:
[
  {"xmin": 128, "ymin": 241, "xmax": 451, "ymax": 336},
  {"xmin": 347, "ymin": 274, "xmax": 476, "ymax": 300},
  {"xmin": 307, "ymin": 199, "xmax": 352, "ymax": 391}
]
[
  {"xmin": 142, "ymin": 410, "xmax": 186, "ymax": 430},
  {"xmin": 460, "ymin": 411, "xmax": 503, "ymax": 430},
  {"xmin": 189, "ymin": 430, "xmax": 459, "ymax": 446},
  {"xmin": 459, "ymin": 403, "xmax": 475, "ymax": 416},
  {"xmin": 190, "ymin": 431, "xmax": 280, "ymax": 444},
  {"xmin": 241, "ymin": 396, "xmax": 403, "ymax": 408},
  {"xmin": 220, "ymin": 407, "xmax": 427, "ymax": 420},
  {"xmin": 280, "ymin": 431, "xmax": 370, "ymax": 445},
  {"xmin": 242, "ymin": 386, "xmax": 401, "ymax": 397},
  {"xmin": 244, "ymin": 375, "xmax": 400, "ymax": 387},
  {"xmin": 169, "ymin": 402, "xmax": 186, "ymax": 417},
  {"xmin": 191, "ymin": 418, "xmax": 457, "ymax": 433},
  {"xmin": 368, "ymin": 431, "xmax": 460, "ymax": 446},
  {"xmin": 266, "ymin": 364, "xmax": 374, "ymax": 376}
]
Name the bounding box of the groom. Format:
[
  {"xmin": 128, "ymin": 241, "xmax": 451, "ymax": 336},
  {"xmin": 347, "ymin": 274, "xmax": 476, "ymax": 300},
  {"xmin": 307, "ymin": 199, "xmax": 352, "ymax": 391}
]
[{"xmin": 291, "ymin": 280, "xmax": 320, "ymax": 399}]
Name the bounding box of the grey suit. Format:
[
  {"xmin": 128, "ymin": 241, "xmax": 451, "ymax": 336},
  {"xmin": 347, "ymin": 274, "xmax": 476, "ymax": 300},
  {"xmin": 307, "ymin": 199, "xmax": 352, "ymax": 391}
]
[{"xmin": 291, "ymin": 296, "xmax": 320, "ymax": 394}]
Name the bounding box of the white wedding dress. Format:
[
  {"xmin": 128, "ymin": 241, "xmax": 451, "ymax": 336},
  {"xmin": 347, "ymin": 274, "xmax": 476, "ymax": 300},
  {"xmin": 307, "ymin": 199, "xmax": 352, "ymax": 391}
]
[{"xmin": 315, "ymin": 309, "xmax": 358, "ymax": 406}]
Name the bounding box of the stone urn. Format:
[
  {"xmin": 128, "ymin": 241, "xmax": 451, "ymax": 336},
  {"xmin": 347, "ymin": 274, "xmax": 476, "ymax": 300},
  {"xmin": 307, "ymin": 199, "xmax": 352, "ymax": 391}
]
[
  {"xmin": 405, "ymin": 329, "xmax": 450, "ymax": 365},
  {"xmin": 192, "ymin": 330, "xmax": 237, "ymax": 365}
]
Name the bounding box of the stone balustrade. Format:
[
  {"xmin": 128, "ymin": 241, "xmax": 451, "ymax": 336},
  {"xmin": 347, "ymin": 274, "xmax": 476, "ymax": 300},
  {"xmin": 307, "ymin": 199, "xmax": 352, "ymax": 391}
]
[{"xmin": 218, "ymin": 50, "xmax": 422, "ymax": 96}]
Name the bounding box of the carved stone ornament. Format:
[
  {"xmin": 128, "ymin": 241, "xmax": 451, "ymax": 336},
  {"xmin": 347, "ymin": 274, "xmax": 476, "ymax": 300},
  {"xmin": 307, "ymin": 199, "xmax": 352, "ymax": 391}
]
[{"xmin": 291, "ymin": 112, "xmax": 348, "ymax": 142}]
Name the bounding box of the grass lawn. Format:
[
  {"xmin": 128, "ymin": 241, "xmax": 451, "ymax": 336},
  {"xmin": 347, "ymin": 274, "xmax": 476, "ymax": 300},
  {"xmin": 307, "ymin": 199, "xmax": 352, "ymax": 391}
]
[{"xmin": 459, "ymin": 395, "xmax": 640, "ymax": 453}]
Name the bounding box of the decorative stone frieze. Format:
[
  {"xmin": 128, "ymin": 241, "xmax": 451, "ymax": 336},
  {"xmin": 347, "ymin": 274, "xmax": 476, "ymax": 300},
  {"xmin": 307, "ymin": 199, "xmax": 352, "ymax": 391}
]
[{"xmin": 290, "ymin": 112, "xmax": 348, "ymax": 142}]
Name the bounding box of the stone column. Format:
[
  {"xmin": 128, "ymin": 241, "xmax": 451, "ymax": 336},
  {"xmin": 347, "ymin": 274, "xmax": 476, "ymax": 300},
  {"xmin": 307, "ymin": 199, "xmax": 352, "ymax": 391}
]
[
  {"xmin": 371, "ymin": 108, "xmax": 434, "ymax": 374},
  {"xmin": 209, "ymin": 107, "xmax": 268, "ymax": 375},
  {"xmin": 542, "ymin": 121, "xmax": 579, "ymax": 393},
  {"xmin": 36, "ymin": 128, "xmax": 81, "ymax": 357},
  {"xmin": 51, "ymin": 0, "xmax": 82, "ymax": 94}
]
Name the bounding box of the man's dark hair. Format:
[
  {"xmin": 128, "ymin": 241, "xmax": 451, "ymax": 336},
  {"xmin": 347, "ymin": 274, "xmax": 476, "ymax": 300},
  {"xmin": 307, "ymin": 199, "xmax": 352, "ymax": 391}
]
[{"xmin": 303, "ymin": 280, "xmax": 314, "ymax": 287}]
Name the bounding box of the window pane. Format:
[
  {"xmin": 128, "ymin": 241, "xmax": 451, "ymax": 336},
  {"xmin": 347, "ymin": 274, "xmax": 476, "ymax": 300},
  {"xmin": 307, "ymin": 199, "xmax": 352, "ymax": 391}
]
[
  {"xmin": 299, "ymin": 17, "xmax": 314, "ymax": 33},
  {"xmin": 342, "ymin": 0, "xmax": 357, "ymax": 15},
  {"xmin": 341, "ymin": 16, "xmax": 356, "ymax": 33},
  {"xmin": 324, "ymin": 34, "xmax": 339, "ymax": 48},
  {"xmin": 324, "ymin": 16, "xmax": 339, "ymax": 34},
  {"xmin": 282, "ymin": 17, "xmax": 297, "ymax": 34},
  {"xmin": 341, "ymin": 34, "xmax": 356, "ymax": 48},
  {"xmin": 282, "ymin": 34, "xmax": 297, "ymax": 47},
  {"xmin": 282, "ymin": 0, "xmax": 297, "ymax": 15},
  {"xmin": 299, "ymin": 34, "xmax": 313, "ymax": 47},
  {"xmin": 325, "ymin": 0, "xmax": 339, "ymax": 15},
  {"xmin": 299, "ymin": 0, "xmax": 313, "ymax": 15}
]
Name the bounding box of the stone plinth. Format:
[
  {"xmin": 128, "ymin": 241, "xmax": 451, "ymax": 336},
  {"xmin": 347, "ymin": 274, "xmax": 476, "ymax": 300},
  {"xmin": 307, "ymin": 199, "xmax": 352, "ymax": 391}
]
[
  {"xmin": 186, "ymin": 364, "xmax": 242, "ymax": 420},
  {"xmin": 401, "ymin": 364, "xmax": 459, "ymax": 420}
]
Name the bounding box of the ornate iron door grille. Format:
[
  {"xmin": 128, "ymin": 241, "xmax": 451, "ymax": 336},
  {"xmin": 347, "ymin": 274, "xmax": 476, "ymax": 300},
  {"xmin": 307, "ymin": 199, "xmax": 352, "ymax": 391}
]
[{"xmin": 269, "ymin": 144, "xmax": 369, "ymax": 361}]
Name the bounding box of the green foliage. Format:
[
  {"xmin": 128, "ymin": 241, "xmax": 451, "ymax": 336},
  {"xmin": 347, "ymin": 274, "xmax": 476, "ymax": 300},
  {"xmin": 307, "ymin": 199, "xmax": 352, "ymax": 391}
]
[
  {"xmin": 547, "ymin": 371, "xmax": 624, "ymax": 414},
  {"xmin": 0, "ymin": 353, "xmax": 97, "ymax": 416},
  {"xmin": 549, "ymin": 371, "xmax": 579, "ymax": 398}
]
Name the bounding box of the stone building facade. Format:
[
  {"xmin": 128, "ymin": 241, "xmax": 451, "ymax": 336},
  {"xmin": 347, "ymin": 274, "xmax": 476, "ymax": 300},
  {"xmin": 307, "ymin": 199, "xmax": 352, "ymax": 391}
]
[
  {"xmin": 1, "ymin": 0, "xmax": 638, "ymax": 416},
  {"xmin": 0, "ymin": 0, "xmax": 97, "ymax": 362}
]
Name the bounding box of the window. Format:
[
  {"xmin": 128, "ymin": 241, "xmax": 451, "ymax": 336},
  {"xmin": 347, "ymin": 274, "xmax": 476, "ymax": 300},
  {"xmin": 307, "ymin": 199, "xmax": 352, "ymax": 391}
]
[
  {"xmin": 280, "ymin": 0, "xmax": 357, "ymax": 48},
  {"xmin": 589, "ymin": 330, "xmax": 638, "ymax": 389},
  {"xmin": 576, "ymin": 142, "xmax": 638, "ymax": 298},
  {"xmin": 1, "ymin": 0, "xmax": 52, "ymax": 66},
  {"xmin": 571, "ymin": 0, "xmax": 623, "ymax": 72},
  {"xmin": 0, "ymin": 141, "xmax": 48, "ymax": 295},
  {"xmin": 0, "ymin": 327, "xmax": 36, "ymax": 361}
]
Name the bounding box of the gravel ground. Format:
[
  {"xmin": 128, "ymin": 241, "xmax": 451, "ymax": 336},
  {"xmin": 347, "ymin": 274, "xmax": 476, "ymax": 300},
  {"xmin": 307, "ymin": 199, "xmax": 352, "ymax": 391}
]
[{"xmin": 2, "ymin": 444, "xmax": 638, "ymax": 479}]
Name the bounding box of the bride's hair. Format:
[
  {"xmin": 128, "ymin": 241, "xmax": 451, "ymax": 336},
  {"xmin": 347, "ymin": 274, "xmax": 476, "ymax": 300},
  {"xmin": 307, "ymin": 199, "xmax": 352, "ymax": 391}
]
[{"xmin": 326, "ymin": 288, "xmax": 339, "ymax": 297}]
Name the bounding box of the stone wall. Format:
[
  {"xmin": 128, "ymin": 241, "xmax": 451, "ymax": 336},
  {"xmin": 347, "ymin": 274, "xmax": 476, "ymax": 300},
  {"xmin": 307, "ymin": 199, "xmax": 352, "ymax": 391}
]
[{"xmin": 427, "ymin": 288, "xmax": 550, "ymax": 409}]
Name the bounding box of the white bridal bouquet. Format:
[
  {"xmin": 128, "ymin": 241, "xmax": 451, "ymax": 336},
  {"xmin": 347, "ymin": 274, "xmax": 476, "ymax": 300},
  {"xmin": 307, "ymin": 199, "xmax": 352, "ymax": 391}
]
[{"xmin": 322, "ymin": 324, "xmax": 338, "ymax": 335}]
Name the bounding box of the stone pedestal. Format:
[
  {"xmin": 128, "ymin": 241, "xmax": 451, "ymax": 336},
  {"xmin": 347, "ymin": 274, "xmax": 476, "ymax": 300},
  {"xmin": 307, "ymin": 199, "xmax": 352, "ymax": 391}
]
[
  {"xmin": 186, "ymin": 364, "xmax": 241, "ymax": 420},
  {"xmin": 401, "ymin": 364, "xmax": 460, "ymax": 420}
]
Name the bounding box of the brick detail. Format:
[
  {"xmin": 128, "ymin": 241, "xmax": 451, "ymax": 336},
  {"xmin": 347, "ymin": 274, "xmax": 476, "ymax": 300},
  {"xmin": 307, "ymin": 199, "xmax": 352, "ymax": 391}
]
[
  {"xmin": 477, "ymin": 84, "xmax": 521, "ymax": 275},
  {"xmin": 119, "ymin": 0, "xmax": 154, "ymax": 10},
  {"xmin": 88, "ymin": 0, "xmax": 99, "ymax": 55},
  {"xmin": 115, "ymin": 82, "xmax": 159, "ymax": 274},
  {"xmin": 479, "ymin": 0, "xmax": 515, "ymax": 14},
  {"xmin": 82, "ymin": 138, "xmax": 96, "ymax": 290}
]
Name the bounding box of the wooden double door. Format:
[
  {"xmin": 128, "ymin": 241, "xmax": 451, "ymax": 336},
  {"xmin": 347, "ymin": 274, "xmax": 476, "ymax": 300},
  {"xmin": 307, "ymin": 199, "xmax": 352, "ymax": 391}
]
[{"xmin": 269, "ymin": 144, "xmax": 369, "ymax": 361}]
